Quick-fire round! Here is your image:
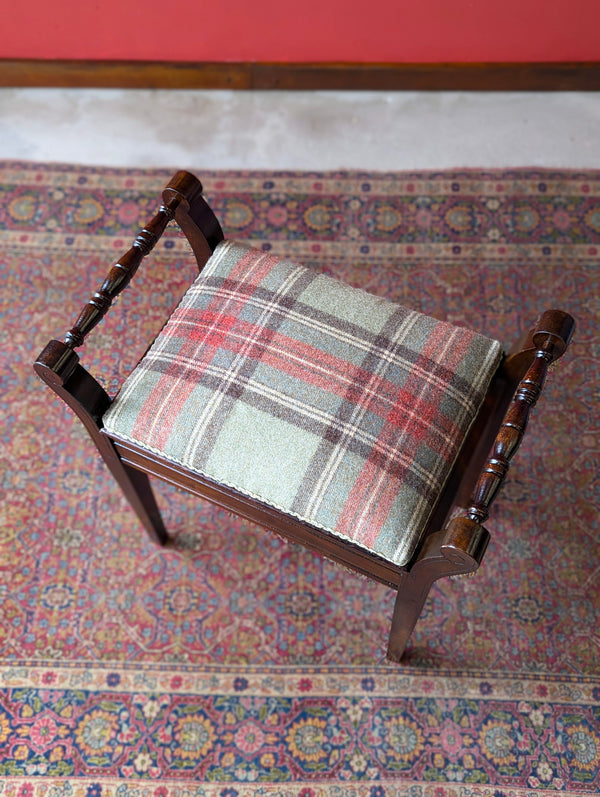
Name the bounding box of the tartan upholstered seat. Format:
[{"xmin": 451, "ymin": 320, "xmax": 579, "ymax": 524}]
[{"xmin": 103, "ymin": 240, "xmax": 502, "ymax": 567}]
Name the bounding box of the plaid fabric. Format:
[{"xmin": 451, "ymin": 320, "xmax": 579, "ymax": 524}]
[{"xmin": 103, "ymin": 241, "xmax": 502, "ymax": 566}]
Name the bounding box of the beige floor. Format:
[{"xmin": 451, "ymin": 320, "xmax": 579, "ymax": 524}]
[{"xmin": 1, "ymin": 88, "xmax": 600, "ymax": 170}]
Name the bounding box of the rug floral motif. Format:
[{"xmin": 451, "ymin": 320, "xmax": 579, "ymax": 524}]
[{"xmin": 0, "ymin": 161, "xmax": 598, "ymax": 795}]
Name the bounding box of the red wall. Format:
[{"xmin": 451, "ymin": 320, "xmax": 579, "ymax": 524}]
[{"xmin": 2, "ymin": 0, "xmax": 599, "ymax": 62}]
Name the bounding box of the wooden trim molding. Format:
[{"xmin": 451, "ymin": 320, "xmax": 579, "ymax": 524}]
[{"xmin": 1, "ymin": 60, "xmax": 599, "ymax": 91}]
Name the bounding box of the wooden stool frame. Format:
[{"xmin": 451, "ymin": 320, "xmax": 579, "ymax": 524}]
[{"xmin": 34, "ymin": 171, "xmax": 575, "ymax": 661}]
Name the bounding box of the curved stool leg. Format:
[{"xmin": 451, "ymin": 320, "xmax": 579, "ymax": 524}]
[
  {"xmin": 34, "ymin": 345, "xmax": 169, "ymax": 545},
  {"xmin": 387, "ymin": 519, "xmax": 489, "ymax": 661}
]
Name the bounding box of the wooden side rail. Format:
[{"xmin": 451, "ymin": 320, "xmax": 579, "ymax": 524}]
[
  {"xmin": 65, "ymin": 208, "xmax": 172, "ymax": 349},
  {"xmin": 35, "ymin": 171, "xmax": 223, "ymax": 384},
  {"xmin": 66, "ymin": 171, "xmax": 222, "ymax": 353},
  {"xmin": 33, "ymin": 172, "xmax": 223, "ymax": 545},
  {"xmin": 387, "ymin": 309, "xmax": 575, "ymax": 661}
]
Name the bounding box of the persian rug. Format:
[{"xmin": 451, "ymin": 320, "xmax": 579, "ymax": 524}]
[{"xmin": 0, "ymin": 161, "xmax": 598, "ymax": 796}]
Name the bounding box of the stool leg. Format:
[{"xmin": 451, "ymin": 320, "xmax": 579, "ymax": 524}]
[
  {"xmin": 387, "ymin": 519, "xmax": 489, "ymax": 661},
  {"xmin": 104, "ymin": 447, "xmax": 169, "ymax": 546},
  {"xmin": 387, "ymin": 570, "xmax": 437, "ymax": 662},
  {"xmin": 34, "ymin": 344, "xmax": 169, "ymax": 546}
]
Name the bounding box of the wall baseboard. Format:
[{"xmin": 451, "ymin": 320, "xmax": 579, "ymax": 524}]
[{"xmin": 1, "ymin": 60, "xmax": 599, "ymax": 91}]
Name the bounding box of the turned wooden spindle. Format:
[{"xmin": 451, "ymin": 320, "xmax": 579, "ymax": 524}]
[
  {"xmin": 466, "ymin": 309, "xmax": 574, "ymax": 525},
  {"xmin": 64, "ymin": 202, "xmax": 176, "ymax": 350},
  {"xmin": 387, "ymin": 309, "xmax": 574, "ymax": 661},
  {"xmin": 32, "ymin": 171, "xmax": 223, "ymax": 546}
]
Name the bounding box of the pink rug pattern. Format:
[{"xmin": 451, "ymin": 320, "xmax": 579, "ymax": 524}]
[{"xmin": 0, "ymin": 161, "xmax": 599, "ymax": 794}]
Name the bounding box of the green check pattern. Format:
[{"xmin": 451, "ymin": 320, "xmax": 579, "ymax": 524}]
[{"xmin": 102, "ymin": 241, "xmax": 502, "ymax": 566}]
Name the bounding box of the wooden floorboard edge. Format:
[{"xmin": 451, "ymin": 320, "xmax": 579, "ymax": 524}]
[{"xmin": 1, "ymin": 60, "xmax": 599, "ymax": 90}]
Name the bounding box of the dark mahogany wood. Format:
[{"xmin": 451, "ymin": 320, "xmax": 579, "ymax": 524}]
[
  {"xmin": 387, "ymin": 517, "xmax": 490, "ymax": 661},
  {"xmin": 467, "ymin": 311, "xmax": 574, "ymax": 526},
  {"xmin": 34, "ymin": 172, "xmax": 224, "ymax": 546},
  {"xmin": 3, "ymin": 59, "xmax": 600, "ymax": 91},
  {"xmin": 33, "ymin": 343, "xmax": 169, "ymax": 545},
  {"xmin": 386, "ymin": 312, "xmax": 574, "ymax": 661},
  {"xmin": 63, "ymin": 172, "xmax": 223, "ymax": 351},
  {"xmin": 33, "ymin": 171, "xmax": 575, "ymax": 661}
]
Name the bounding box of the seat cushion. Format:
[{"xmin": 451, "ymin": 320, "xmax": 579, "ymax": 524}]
[{"xmin": 102, "ymin": 241, "xmax": 502, "ymax": 566}]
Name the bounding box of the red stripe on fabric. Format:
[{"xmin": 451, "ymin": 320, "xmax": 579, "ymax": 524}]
[
  {"xmin": 130, "ymin": 366, "xmax": 196, "ymax": 451},
  {"xmin": 387, "ymin": 387, "xmax": 437, "ymax": 440},
  {"xmin": 337, "ymin": 324, "xmax": 475, "ymax": 547},
  {"xmin": 339, "ymin": 461, "xmax": 410, "ymax": 548},
  {"xmin": 162, "ymin": 312, "xmax": 404, "ymax": 421},
  {"xmin": 178, "ymin": 312, "xmax": 237, "ymax": 348},
  {"xmin": 130, "ymin": 247, "xmax": 278, "ymax": 449},
  {"xmin": 256, "ymin": 334, "xmax": 398, "ymax": 414}
]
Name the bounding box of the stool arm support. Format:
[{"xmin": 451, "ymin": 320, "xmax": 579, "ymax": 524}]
[
  {"xmin": 31, "ymin": 170, "xmax": 224, "ymax": 548},
  {"xmin": 387, "ymin": 518, "xmax": 489, "ymax": 661},
  {"xmin": 466, "ymin": 309, "xmax": 575, "ymax": 525},
  {"xmin": 64, "ymin": 201, "xmax": 173, "ymax": 349},
  {"xmin": 62, "ymin": 171, "xmax": 223, "ymax": 354},
  {"xmin": 387, "ymin": 309, "xmax": 575, "ymax": 662}
]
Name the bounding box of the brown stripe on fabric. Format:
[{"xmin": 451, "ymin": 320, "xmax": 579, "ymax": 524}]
[
  {"xmin": 164, "ymin": 274, "xmax": 487, "ymax": 415},
  {"xmin": 288, "ymin": 307, "xmax": 432, "ymax": 524},
  {"xmin": 180, "ymin": 260, "xmax": 318, "ymax": 472},
  {"xmin": 136, "ymin": 282, "xmax": 486, "ymax": 491},
  {"xmin": 340, "ymin": 322, "xmax": 476, "ymax": 552}
]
